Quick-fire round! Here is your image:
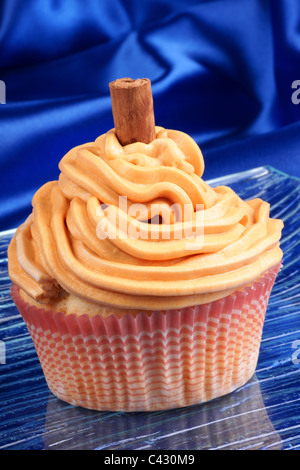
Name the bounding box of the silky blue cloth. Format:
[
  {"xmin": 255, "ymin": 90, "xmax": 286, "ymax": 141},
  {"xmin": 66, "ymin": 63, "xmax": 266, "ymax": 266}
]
[{"xmin": 1, "ymin": 0, "xmax": 300, "ymax": 230}]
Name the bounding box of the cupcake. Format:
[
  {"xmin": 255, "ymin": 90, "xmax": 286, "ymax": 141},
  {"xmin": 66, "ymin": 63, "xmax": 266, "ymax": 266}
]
[{"xmin": 8, "ymin": 78, "xmax": 283, "ymax": 412}]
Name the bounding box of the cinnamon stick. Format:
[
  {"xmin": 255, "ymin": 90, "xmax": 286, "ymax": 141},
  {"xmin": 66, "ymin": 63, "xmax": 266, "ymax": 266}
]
[{"xmin": 109, "ymin": 78, "xmax": 156, "ymax": 146}]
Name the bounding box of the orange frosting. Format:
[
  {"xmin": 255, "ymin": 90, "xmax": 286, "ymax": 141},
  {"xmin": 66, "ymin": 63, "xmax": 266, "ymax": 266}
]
[{"xmin": 8, "ymin": 127, "xmax": 283, "ymax": 311}]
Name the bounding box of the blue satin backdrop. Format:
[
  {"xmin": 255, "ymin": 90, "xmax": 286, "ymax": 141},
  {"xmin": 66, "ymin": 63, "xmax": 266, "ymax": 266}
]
[{"xmin": 1, "ymin": 0, "xmax": 300, "ymax": 230}]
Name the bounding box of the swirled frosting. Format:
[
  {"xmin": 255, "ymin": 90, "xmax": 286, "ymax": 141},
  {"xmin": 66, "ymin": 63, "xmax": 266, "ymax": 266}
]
[{"xmin": 8, "ymin": 127, "xmax": 283, "ymax": 312}]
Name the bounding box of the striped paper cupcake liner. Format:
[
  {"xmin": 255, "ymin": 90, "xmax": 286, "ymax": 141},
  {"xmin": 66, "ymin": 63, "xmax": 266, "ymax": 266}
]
[{"xmin": 10, "ymin": 264, "xmax": 280, "ymax": 412}]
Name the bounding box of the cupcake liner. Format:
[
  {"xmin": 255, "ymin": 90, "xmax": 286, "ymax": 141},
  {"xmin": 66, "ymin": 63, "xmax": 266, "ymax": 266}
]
[{"xmin": 10, "ymin": 264, "xmax": 280, "ymax": 412}]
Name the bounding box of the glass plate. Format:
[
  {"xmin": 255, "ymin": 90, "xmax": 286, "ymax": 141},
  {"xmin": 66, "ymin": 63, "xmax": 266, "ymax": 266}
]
[{"xmin": 0, "ymin": 166, "xmax": 300, "ymax": 451}]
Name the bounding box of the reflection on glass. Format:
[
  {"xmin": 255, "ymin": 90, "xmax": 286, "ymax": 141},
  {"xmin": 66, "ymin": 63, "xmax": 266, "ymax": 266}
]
[{"xmin": 42, "ymin": 374, "xmax": 281, "ymax": 450}]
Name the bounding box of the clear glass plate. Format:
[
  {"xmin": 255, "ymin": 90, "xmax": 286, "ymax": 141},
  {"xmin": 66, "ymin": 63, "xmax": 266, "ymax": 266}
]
[{"xmin": 0, "ymin": 166, "xmax": 300, "ymax": 450}]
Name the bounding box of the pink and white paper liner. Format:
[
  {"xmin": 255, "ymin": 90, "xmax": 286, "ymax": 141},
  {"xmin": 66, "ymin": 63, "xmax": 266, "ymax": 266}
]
[{"xmin": 10, "ymin": 264, "xmax": 280, "ymax": 412}]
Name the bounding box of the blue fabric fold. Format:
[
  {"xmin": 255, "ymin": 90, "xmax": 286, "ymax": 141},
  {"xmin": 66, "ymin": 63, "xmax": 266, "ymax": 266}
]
[{"xmin": 1, "ymin": 0, "xmax": 300, "ymax": 230}]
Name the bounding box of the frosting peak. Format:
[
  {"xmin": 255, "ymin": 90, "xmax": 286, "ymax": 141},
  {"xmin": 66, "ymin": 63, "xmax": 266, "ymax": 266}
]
[{"xmin": 8, "ymin": 128, "xmax": 283, "ymax": 310}]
